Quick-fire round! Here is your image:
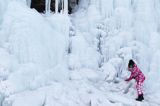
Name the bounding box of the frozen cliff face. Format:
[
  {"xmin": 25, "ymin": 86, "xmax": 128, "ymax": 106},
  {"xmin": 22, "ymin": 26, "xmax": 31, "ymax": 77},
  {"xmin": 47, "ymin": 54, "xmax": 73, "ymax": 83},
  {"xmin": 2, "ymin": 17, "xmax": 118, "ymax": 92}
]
[
  {"xmin": 73, "ymin": 0, "xmax": 160, "ymax": 96},
  {"xmin": 0, "ymin": 0, "xmax": 70, "ymax": 96},
  {"xmin": 0, "ymin": 1, "xmax": 70, "ymax": 68},
  {"xmin": 0, "ymin": 0, "xmax": 160, "ymax": 106}
]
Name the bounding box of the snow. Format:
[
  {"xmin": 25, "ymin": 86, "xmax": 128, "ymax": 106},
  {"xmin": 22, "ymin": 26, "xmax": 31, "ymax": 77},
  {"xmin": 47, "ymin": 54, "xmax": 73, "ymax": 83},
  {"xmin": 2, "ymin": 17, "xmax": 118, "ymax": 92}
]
[
  {"xmin": 68, "ymin": 35, "xmax": 100, "ymax": 70},
  {"xmin": 0, "ymin": 0, "xmax": 160, "ymax": 106},
  {"xmin": 0, "ymin": 48, "xmax": 18, "ymax": 81}
]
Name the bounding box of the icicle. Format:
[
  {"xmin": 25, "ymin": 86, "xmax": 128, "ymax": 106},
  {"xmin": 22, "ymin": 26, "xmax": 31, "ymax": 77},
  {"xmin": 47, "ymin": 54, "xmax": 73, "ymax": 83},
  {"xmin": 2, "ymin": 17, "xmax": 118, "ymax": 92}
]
[
  {"xmin": 62, "ymin": 0, "xmax": 64, "ymax": 13},
  {"xmin": 55, "ymin": 0, "xmax": 59, "ymax": 13},
  {"xmin": 64, "ymin": 0, "xmax": 68, "ymax": 14},
  {"xmin": 26, "ymin": 0, "xmax": 31, "ymax": 7},
  {"xmin": 45, "ymin": 0, "xmax": 51, "ymax": 14}
]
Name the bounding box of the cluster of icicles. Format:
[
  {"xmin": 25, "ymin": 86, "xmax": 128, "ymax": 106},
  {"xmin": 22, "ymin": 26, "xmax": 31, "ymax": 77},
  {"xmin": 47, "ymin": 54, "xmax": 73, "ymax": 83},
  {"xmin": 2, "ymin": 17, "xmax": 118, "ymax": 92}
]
[{"xmin": 26, "ymin": 0, "xmax": 68, "ymax": 14}]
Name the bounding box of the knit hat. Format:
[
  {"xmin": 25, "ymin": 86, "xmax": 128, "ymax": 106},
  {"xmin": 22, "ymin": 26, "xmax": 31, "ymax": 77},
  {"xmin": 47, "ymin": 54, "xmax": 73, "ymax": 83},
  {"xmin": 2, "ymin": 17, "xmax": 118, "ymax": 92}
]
[{"xmin": 128, "ymin": 59, "xmax": 135, "ymax": 68}]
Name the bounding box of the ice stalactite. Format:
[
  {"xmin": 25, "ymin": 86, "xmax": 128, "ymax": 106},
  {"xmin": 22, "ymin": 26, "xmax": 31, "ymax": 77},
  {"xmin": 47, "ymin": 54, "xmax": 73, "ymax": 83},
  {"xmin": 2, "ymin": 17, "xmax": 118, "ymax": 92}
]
[
  {"xmin": 45, "ymin": 0, "xmax": 51, "ymax": 14},
  {"xmin": 100, "ymin": 0, "xmax": 114, "ymax": 18},
  {"xmin": 64, "ymin": 0, "xmax": 68, "ymax": 14},
  {"xmin": 59, "ymin": 0, "xmax": 68, "ymax": 14},
  {"xmin": 26, "ymin": 0, "xmax": 31, "ymax": 7},
  {"xmin": 55, "ymin": 0, "xmax": 59, "ymax": 13}
]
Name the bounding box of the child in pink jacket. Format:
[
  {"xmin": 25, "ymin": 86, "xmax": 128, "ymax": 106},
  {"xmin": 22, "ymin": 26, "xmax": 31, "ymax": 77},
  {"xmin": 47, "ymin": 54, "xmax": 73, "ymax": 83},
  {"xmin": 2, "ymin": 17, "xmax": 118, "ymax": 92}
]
[{"xmin": 125, "ymin": 59, "xmax": 145, "ymax": 101}]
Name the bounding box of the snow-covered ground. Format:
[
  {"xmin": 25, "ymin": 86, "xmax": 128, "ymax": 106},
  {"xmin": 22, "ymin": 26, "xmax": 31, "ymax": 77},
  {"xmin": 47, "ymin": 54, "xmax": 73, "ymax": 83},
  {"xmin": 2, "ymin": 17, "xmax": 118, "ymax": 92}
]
[{"xmin": 0, "ymin": 0, "xmax": 160, "ymax": 106}]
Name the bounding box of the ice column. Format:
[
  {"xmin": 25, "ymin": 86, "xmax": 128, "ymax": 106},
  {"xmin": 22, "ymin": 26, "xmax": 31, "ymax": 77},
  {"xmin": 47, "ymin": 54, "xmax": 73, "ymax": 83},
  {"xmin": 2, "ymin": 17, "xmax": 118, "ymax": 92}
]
[
  {"xmin": 45, "ymin": 0, "xmax": 51, "ymax": 14},
  {"xmin": 55, "ymin": 0, "xmax": 59, "ymax": 13},
  {"xmin": 64, "ymin": 0, "xmax": 68, "ymax": 14}
]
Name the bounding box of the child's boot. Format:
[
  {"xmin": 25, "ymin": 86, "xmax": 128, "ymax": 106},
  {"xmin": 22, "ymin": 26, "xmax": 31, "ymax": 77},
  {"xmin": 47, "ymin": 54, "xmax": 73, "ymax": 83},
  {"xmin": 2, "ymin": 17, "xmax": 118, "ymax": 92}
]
[{"xmin": 136, "ymin": 94, "xmax": 144, "ymax": 101}]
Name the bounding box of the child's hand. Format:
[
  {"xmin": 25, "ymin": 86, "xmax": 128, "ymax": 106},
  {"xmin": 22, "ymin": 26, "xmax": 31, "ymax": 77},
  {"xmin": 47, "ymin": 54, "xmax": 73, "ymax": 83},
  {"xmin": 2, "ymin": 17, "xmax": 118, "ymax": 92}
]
[{"xmin": 125, "ymin": 79, "xmax": 129, "ymax": 81}]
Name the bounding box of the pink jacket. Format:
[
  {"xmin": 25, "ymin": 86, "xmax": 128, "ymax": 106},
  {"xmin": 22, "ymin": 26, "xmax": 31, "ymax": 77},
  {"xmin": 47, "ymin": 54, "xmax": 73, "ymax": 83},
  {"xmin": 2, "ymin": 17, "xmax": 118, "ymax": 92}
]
[{"xmin": 126, "ymin": 64, "xmax": 145, "ymax": 83}]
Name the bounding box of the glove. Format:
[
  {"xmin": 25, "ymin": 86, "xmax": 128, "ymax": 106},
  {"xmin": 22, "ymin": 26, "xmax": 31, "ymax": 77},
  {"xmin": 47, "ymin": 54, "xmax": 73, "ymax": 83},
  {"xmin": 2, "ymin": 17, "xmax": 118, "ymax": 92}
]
[{"xmin": 125, "ymin": 79, "xmax": 129, "ymax": 81}]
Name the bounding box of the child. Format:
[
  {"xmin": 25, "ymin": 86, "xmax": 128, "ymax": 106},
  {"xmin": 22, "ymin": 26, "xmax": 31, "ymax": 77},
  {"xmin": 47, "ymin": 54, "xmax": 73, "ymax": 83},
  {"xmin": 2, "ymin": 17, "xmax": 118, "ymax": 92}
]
[{"xmin": 125, "ymin": 59, "xmax": 145, "ymax": 101}]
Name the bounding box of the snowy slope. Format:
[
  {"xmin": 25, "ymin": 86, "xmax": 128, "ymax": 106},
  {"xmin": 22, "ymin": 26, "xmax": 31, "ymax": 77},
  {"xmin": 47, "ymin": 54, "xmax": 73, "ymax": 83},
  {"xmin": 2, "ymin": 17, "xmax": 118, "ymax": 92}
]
[{"xmin": 0, "ymin": 0, "xmax": 160, "ymax": 106}]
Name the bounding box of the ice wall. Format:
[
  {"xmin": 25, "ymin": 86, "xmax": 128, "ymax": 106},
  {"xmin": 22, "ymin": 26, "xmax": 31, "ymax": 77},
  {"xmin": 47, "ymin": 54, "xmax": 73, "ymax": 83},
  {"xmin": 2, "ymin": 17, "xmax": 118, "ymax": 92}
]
[
  {"xmin": 88, "ymin": 0, "xmax": 160, "ymax": 91},
  {"xmin": 0, "ymin": 1, "xmax": 69, "ymax": 69},
  {"xmin": 72, "ymin": 0, "xmax": 160, "ymax": 92}
]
